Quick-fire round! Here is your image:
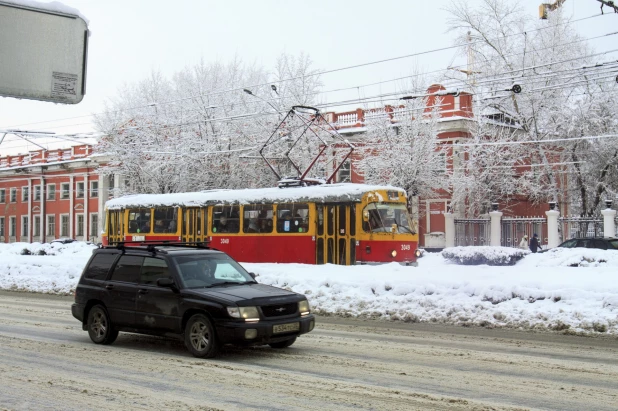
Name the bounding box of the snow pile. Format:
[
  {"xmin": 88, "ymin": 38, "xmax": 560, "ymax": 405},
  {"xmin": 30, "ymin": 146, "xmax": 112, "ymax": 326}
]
[
  {"xmin": 0, "ymin": 241, "xmax": 96, "ymax": 257},
  {"xmin": 441, "ymin": 246, "xmax": 528, "ymax": 265},
  {"xmin": 249, "ymin": 253, "xmax": 618, "ymax": 334},
  {"xmin": 0, "ymin": 243, "xmax": 617, "ymax": 334},
  {"xmin": 523, "ymin": 247, "xmax": 617, "ymax": 267},
  {"xmin": 0, "ymin": 242, "xmax": 95, "ymax": 294}
]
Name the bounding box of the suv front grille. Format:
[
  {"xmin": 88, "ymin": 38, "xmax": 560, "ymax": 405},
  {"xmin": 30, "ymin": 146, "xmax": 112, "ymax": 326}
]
[{"xmin": 261, "ymin": 303, "xmax": 298, "ymax": 318}]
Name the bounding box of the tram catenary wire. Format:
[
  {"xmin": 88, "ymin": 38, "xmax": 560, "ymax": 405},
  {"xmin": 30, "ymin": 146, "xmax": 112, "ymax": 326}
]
[{"xmin": 0, "ymin": 13, "xmax": 610, "ymax": 131}]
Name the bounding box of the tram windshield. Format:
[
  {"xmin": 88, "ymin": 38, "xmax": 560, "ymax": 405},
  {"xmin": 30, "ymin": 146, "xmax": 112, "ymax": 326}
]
[{"xmin": 363, "ymin": 203, "xmax": 414, "ymax": 234}]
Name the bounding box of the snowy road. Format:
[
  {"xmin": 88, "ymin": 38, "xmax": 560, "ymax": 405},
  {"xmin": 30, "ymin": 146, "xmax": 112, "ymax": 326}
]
[{"xmin": 0, "ymin": 291, "xmax": 617, "ymax": 411}]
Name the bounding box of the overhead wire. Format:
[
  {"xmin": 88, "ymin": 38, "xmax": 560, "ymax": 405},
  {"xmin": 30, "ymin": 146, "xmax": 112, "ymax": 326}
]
[{"xmin": 1, "ymin": 11, "xmax": 611, "ymax": 133}]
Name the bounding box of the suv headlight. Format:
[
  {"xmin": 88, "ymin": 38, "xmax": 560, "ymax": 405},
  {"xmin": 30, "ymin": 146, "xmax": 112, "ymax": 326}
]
[
  {"xmin": 227, "ymin": 306, "xmax": 260, "ymax": 322},
  {"xmin": 298, "ymin": 300, "xmax": 311, "ymax": 316}
]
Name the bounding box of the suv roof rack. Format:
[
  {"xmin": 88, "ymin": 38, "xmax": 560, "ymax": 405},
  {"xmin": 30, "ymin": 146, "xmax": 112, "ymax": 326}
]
[{"xmin": 104, "ymin": 240, "xmax": 212, "ymax": 253}]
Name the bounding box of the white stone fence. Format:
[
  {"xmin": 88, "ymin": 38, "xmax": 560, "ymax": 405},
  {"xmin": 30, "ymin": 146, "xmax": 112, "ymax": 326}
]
[{"xmin": 445, "ymin": 206, "xmax": 617, "ymax": 249}]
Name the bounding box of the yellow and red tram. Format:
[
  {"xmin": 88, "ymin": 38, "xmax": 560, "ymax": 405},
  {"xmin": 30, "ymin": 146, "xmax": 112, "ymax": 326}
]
[{"xmin": 103, "ymin": 183, "xmax": 420, "ymax": 266}]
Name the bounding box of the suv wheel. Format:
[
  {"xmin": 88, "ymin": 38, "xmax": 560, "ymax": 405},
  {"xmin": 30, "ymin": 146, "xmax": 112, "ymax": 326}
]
[
  {"xmin": 268, "ymin": 336, "xmax": 297, "ymax": 349},
  {"xmin": 185, "ymin": 314, "xmax": 219, "ymax": 358},
  {"xmin": 87, "ymin": 305, "xmax": 119, "ymax": 345}
]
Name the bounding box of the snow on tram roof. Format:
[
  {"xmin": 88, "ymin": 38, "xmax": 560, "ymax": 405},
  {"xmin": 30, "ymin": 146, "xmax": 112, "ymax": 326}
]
[{"xmin": 105, "ymin": 183, "xmax": 406, "ymax": 210}]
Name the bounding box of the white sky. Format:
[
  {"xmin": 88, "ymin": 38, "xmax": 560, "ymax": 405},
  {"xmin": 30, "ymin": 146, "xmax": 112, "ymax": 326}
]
[{"xmin": 0, "ymin": 0, "xmax": 615, "ymax": 155}]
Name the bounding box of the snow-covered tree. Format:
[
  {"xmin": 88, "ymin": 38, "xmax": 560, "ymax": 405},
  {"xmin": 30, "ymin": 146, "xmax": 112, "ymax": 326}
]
[
  {"xmin": 354, "ymin": 98, "xmax": 450, "ymax": 201},
  {"xmin": 94, "ymin": 53, "xmax": 322, "ymax": 194},
  {"xmin": 446, "ymin": 0, "xmax": 618, "ymax": 215}
]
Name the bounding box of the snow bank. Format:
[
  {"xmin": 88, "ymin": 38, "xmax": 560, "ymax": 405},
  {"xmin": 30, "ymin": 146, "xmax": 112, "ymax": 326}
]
[
  {"xmin": 1, "ymin": 243, "xmax": 617, "ymax": 334},
  {"xmin": 248, "ymin": 252, "xmax": 618, "ymax": 334},
  {"xmin": 0, "ymin": 242, "xmax": 95, "ymax": 294},
  {"xmin": 441, "ymin": 246, "xmax": 528, "ymax": 265}
]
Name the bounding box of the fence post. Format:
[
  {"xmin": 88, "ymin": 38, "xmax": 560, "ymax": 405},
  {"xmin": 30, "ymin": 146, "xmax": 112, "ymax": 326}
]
[
  {"xmin": 489, "ymin": 207, "xmax": 502, "ymax": 247},
  {"xmin": 601, "ymin": 200, "xmax": 616, "ymax": 238},
  {"xmin": 545, "ymin": 208, "xmax": 560, "ymax": 248},
  {"xmin": 444, "ymin": 212, "xmax": 455, "ymax": 248}
]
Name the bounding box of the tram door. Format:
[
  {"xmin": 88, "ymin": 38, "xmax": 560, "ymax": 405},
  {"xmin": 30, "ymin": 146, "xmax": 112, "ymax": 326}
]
[
  {"xmin": 107, "ymin": 210, "xmax": 124, "ymax": 245},
  {"xmin": 182, "ymin": 208, "xmax": 205, "ymax": 243},
  {"xmin": 316, "ymin": 204, "xmax": 356, "ymax": 265}
]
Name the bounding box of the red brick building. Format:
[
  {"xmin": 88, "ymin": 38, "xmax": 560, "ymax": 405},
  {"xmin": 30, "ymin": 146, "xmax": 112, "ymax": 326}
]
[{"xmin": 0, "ymin": 145, "xmax": 113, "ymax": 243}]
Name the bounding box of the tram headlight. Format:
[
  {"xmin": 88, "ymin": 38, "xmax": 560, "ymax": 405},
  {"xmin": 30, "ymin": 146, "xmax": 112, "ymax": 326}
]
[
  {"xmin": 391, "ymin": 250, "xmax": 397, "ymax": 258},
  {"xmin": 415, "ymin": 249, "xmax": 423, "ymax": 258}
]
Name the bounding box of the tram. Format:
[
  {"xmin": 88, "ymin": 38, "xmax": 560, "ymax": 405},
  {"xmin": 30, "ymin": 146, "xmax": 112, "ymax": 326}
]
[{"xmin": 102, "ymin": 183, "xmax": 420, "ymax": 266}]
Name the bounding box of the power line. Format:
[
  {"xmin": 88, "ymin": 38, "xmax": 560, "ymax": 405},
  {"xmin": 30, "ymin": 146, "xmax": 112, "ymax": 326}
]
[
  {"xmin": 1, "ymin": 12, "xmax": 609, "ymax": 131},
  {"xmin": 452, "ymin": 133, "xmax": 618, "ymax": 147}
]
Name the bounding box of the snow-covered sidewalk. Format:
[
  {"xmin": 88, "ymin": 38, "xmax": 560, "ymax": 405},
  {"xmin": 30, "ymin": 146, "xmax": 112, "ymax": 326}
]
[{"xmin": 1, "ymin": 242, "xmax": 617, "ymax": 334}]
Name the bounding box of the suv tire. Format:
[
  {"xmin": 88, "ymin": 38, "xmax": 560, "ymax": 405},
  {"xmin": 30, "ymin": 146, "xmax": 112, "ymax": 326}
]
[
  {"xmin": 185, "ymin": 314, "xmax": 219, "ymax": 358},
  {"xmin": 87, "ymin": 305, "xmax": 119, "ymax": 345},
  {"xmin": 268, "ymin": 336, "xmax": 297, "ymax": 349}
]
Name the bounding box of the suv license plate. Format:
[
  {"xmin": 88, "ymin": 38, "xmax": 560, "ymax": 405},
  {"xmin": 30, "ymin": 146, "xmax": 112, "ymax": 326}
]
[{"xmin": 273, "ymin": 322, "xmax": 300, "ymax": 334}]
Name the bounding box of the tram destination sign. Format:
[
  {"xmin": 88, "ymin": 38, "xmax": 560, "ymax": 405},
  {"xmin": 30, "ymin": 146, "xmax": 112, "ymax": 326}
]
[{"xmin": 0, "ymin": 1, "xmax": 89, "ymax": 104}]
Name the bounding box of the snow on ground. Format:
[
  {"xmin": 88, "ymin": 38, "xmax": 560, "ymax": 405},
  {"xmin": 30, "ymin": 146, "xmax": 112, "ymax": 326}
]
[{"xmin": 1, "ymin": 242, "xmax": 617, "ymax": 334}]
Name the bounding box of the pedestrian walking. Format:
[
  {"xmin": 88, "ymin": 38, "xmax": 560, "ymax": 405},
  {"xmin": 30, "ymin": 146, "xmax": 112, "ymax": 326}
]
[
  {"xmin": 529, "ymin": 233, "xmax": 542, "ymax": 253},
  {"xmin": 519, "ymin": 235, "xmax": 529, "ymax": 250}
]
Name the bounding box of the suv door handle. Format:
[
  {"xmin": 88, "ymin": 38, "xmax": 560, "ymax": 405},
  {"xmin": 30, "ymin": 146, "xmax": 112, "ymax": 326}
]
[
  {"xmin": 105, "ymin": 284, "xmax": 114, "ymax": 290},
  {"xmin": 138, "ymin": 289, "xmax": 148, "ymax": 294}
]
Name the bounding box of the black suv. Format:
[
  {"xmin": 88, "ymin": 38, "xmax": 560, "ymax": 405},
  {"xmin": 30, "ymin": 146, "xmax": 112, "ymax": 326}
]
[
  {"xmin": 553, "ymin": 237, "xmax": 618, "ymax": 250},
  {"xmin": 72, "ymin": 244, "xmax": 315, "ymax": 358}
]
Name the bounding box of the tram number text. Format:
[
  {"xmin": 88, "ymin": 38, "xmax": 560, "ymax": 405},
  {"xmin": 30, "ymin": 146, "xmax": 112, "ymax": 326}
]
[
  {"xmin": 220, "ymin": 238, "xmax": 230, "ymax": 245},
  {"xmin": 400, "ymin": 244, "xmax": 411, "ymax": 251}
]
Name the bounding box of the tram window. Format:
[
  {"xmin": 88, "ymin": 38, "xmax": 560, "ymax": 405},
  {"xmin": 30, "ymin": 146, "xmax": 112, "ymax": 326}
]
[
  {"xmin": 277, "ymin": 203, "xmax": 309, "ymax": 233},
  {"xmin": 153, "ymin": 207, "xmax": 178, "ymax": 233},
  {"xmin": 243, "ymin": 205, "xmax": 273, "ymax": 233},
  {"xmin": 362, "ymin": 203, "xmax": 414, "ymax": 234},
  {"xmin": 317, "ymin": 206, "xmax": 324, "ymax": 236},
  {"xmin": 338, "ymin": 205, "xmax": 347, "ymax": 234},
  {"xmin": 327, "ymin": 206, "xmax": 334, "ymax": 236},
  {"xmin": 350, "ymin": 206, "xmax": 356, "ymax": 236},
  {"xmin": 212, "ymin": 206, "xmax": 240, "ymax": 234},
  {"xmin": 128, "ymin": 208, "xmax": 151, "ymax": 234}
]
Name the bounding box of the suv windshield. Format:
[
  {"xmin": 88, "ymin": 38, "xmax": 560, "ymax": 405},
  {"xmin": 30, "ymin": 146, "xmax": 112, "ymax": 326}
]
[
  {"xmin": 172, "ymin": 254, "xmax": 255, "ymax": 289},
  {"xmin": 363, "ymin": 202, "xmax": 414, "ymax": 233}
]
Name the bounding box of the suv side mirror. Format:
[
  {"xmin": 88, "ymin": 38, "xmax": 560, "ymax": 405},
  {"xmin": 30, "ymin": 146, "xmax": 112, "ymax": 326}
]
[
  {"xmin": 248, "ymin": 272, "xmax": 256, "ymax": 279},
  {"xmin": 157, "ymin": 278, "xmax": 178, "ymax": 291}
]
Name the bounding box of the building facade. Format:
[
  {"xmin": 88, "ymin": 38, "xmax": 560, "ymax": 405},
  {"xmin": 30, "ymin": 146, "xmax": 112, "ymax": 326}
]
[{"xmin": 0, "ymin": 145, "xmax": 113, "ymax": 243}]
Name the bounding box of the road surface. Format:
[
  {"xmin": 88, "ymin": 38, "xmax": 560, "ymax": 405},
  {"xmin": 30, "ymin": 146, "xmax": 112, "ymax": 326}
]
[{"xmin": 0, "ymin": 291, "xmax": 616, "ymax": 410}]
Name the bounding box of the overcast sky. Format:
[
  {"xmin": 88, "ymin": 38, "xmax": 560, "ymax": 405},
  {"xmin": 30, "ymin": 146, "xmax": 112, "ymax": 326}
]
[{"xmin": 0, "ymin": 0, "xmax": 615, "ymax": 155}]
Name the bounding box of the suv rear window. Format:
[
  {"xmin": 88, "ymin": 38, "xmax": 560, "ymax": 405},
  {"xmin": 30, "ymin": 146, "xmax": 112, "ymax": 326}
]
[
  {"xmin": 110, "ymin": 255, "xmax": 143, "ymax": 283},
  {"xmin": 84, "ymin": 253, "xmax": 118, "ymax": 280},
  {"xmin": 140, "ymin": 257, "xmax": 170, "ymax": 285}
]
